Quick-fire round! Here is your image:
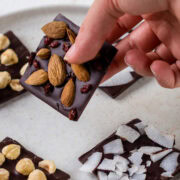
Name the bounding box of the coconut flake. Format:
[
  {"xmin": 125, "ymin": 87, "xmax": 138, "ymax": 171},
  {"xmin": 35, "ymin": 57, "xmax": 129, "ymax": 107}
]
[
  {"xmin": 80, "ymin": 152, "xmax": 102, "ymax": 173},
  {"xmin": 145, "ymin": 125, "xmax": 174, "ymax": 148},
  {"xmin": 120, "ymin": 174, "xmax": 130, "ymax": 180},
  {"xmin": 150, "ymin": 149, "xmax": 172, "ymax": 162},
  {"xmin": 134, "ymin": 122, "xmax": 147, "ymax": 135},
  {"xmin": 128, "ymin": 151, "xmax": 143, "ymax": 165},
  {"xmin": 103, "ymin": 139, "xmax": 124, "ymax": 155},
  {"xmin": 131, "ymin": 174, "xmax": 146, "ymax": 180},
  {"xmin": 116, "ymin": 125, "xmax": 140, "ymax": 143},
  {"xmin": 161, "ymin": 172, "xmax": 173, "ymax": 178},
  {"xmin": 108, "ymin": 172, "xmax": 121, "ymax": 180},
  {"xmin": 98, "ymin": 158, "xmax": 116, "ymax": 171},
  {"xmin": 128, "ymin": 165, "xmax": 139, "ymax": 176},
  {"xmin": 146, "ymin": 161, "xmax": 151, "ymax": 167},
  {"xmin": 98, "ymin": 171, "xmax": 108, "ymax": 180},
  {"xmin": 160, "ymin": 152, "xmax": 179, "ymax": 173},
  {"xmin": 114, "ymin": 156, "xmax": 129, "ymax": 173},
  {"xmin": 136, "ymin": 165, "xmax": 146, "ymax": 174},
  {"xmin": 100, "ymin": 67, "xmax": 134, "ymax": 87},
  {"xmin": 138, "ymin": 146, "xmax": 162, "ymax": 155}
]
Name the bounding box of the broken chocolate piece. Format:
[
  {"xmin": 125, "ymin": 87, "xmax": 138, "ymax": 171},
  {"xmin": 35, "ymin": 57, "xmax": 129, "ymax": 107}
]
[
  {"xmin": 20, "ymin": 13, "xmax": 117, "ymax": 120},
  {"xmin": 79, "ymin": 119, "xmax": 180, "ymax": 180},
  {"xmin": 0, "ymin": 31, "xmax": 29, "ymax": 105},
  {"xmin": 0, "ymin": 137, "xmax": 70, "ymax": 179}
]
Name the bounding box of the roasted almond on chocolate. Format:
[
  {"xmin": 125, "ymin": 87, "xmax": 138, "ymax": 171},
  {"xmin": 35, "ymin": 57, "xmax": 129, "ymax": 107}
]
[
  {"xmin": 37, "ymin": 48, "xmax": 51, "ymax": 59},
  {"xmin": 10, "ymin": 79, "xmax": 24, "ymax": 92},
  {"xmin": 66, "ymin": 27, "xmax": 76, "ymax": 44},
  {"xmin": 48, "ymin": 54, "xmax": 66, "ymax": 86},
  {"xmin": 41, "ymin": 21, "xmax": 67, "ymax": 39},
  {"xmin": 0, "ymin": 34, "xmax": 10, "ymax": 51}
]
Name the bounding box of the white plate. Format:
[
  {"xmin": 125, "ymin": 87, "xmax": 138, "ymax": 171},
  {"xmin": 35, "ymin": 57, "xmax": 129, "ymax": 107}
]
[{"xmin": 0, "ymin": 5, "xmax": 180, "ymax": 180}]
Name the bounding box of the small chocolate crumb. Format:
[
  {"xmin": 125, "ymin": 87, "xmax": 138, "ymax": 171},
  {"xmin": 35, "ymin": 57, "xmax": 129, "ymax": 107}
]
[
  {"xmin": 26, "ymin": 52, "xmax": 36, "ymax": 65},
  {"xmin": 93, "ymin": 60, "xmax": 104, "ymax": 71},
  {"xmin": 44, "ymin": 83, "xmax": 54, "ymax": 95},
  {"xmin": 81, "ymin": 84, "xmax": 92, "ymax": 93},
  {"xmin": 69, "ymin": 109, "xmax": 77, "ymax": 120},
  {"xmin": 44, "ymin": 36, "xmax": 53, "ymax": 46},
  {"xmin": 63, "ymin": 42, "xmax": 71, "ymax": 52},
  {"xmin": 33, "ymin": 60, "xmax": 40, "ymax": 69},
  {"xmin": 49, "ymin": 41, "xmax": 60, "ymax": 48}
]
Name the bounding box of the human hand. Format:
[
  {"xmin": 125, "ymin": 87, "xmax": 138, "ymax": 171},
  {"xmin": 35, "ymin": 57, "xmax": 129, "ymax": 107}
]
[{"xmin": 65, "ymin": 0, "xmax": 180, "ymax": 88}]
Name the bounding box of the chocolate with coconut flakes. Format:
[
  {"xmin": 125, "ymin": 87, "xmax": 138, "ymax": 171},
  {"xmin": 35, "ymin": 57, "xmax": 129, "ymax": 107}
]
[
  {"xmin": 79, "ymin": 119, "xmax": 180, "ymax": 180},
  {"xmin": 0, "ymin": 137, "xmax": 70, "ymax": 180},
  {"xmin": 20, "ymin": 13, "xmax": 117, "ymax": 121},
  {"xmin": 0, "ymin": 31, "xmax": 29, "ymax": 105}
]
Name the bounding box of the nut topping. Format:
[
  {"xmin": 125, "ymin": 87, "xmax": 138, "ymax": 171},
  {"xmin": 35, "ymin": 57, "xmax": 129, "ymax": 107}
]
[
  {"xmin": 0, "ymin": 153, "xmax": 5, "ymax": 166},
  {"xmin": 25, "ymin": 69, "xmax": 48, "ymax": 86},
  {"xmin": 10, "ymin": 79, "xmax": 24, "ymax": 92},
  {"xmin": 0, "ymin": 34, "xmax": 10, "ymax": 51},
  {"xmin": 38, "ymin": 160, "xmax": 56, "ymax": 174},
  {"xmin": 20, "ymin": 62, "xmax": 29, "ymax": 76},
  {"xmin": 0, "ymin": 71, "xmax": 11, "ymax": 89},
  {"xmin": 37, "ymin": 48, "xmax": 51, "ymax": 59},
  {"xmin": 41, "ymin": 21, "xmax": 67, "ymax": 39},
  {"xmin": 0, "ymin": 168, "xmax": 9, "ymax": 180},
  {"xmin": 66, "ymin": 27, "xmax": 76, "ymax": 44},
  {"xmin": 0, "ymin": 49, "xmax": 18, "ymax": 66},
  {"xmin": 16, "ymin": 158, "xmax": 35, "ymax": 176},
  {"xmin": 28, "ymin": 169, "xmax": 47, "ymax": 180}
]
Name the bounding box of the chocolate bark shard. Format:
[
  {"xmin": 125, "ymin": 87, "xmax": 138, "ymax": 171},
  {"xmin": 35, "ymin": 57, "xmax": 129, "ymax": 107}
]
[
  {"xmin": 20, "ymin": 13, "xmax": 117, "ymax": 121},
  {"xmin": 79, "ymin": 119, "xmax": 180, "ymax": 180},
  {"xmin": 0, "ymin": 137, "xmax": 70, "ymax": 180},
  {"xmin": 0, "ymin": 31, "xmax": 29, "ymax": 105}
]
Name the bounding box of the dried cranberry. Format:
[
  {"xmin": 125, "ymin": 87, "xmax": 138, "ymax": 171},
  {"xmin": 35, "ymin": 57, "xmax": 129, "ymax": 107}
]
[
  {"xmin": 63, "ymin": 42, "xmax": 71, "ymax": 52},
  {"xmin": 26, "ymin": 52, "xmax": 36, "ymax": 65},
  {"xmin": 33, "ymin": 60, "xmax": 40, "ymax": 69},
  {"xmin": 68, "ymin": 109, "xmax": 77, "ymax": 120},
  {"xmin": 49, "ymin": 41, "xmax": 60, "ymax": 48},
  {"xmin": 80, "ymin": 84, "xmax": 92, "ymax": 93},
  {"xmin": 44, "ymin": 37, "xmax": 53, "ymax": 45},
  {"xmin": 44, "ymin": 83, "xmax": 54, "ymax": 95}
]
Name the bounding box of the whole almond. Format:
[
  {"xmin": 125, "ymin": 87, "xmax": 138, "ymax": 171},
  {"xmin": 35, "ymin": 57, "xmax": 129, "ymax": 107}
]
[
  {"xmin": 48, "ymin": 54, "xmax": 66, "ymax": 86},
  {"xmin": 61, "ymin": 78, "xmax": 75, "ymax": 107},
  {"xmin": 71, "ymin": 64, "xmax": 90, "ymax": 82},
  {"xmin": 66, "ymin": 27, "xmax": 76, "ymax": 44},
  {"xmin": 25, "ymin": 69, "xmax": 48, "ymax": 86},
  {"xmin": 37, "ymin": 48, "xmax": 51, "ymax": 59},
  {"xmin": 41, "ymin": 21, "xmax": 67, "ymax": 39}
]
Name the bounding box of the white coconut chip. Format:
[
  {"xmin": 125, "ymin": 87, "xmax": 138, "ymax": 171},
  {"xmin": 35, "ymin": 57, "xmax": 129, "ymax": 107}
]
[
  {"xmin": 161, "ymin": 172, "xmax": 173, "ymax": 178},
  {"xmin": 130, "ymin": 174, "xmax": 146, "ymax": 180},
  {"xmin": 98, "ymin": 171, "xmax": 108, "ymax": 180},
  {"xmin": 98, "ymin": 158, "xmax": 116, "ymax": 171},
  {"xmin": 128, "ymin": 164, "xmax": 139, "ymax": 176},
  {"xmin": 116, "ymin": 125, "xmax": 140, "ymax": 143},
  {"xmin": 134, "ymin": 122, "xmax": 147, "ymax": 135},
  {"xmin": 160, "ymin": 152, "xmax": 179, "ymax": 174},
  {"xmin": 145, "ymin": 125, "xmax": 175, "ymax": 148},
  {"xmin": 128, "ymin": 151, "xmax": 143, "ymax": 165},
  {"xmin": 136, "ymin": 165, "xmax": 147, "ymax": 174},
  {"xmin": 103, "ymin": 139, "xmax": 124, "ymax": 155},
  {"xmin": 138, "ymin": 146, "xmax": 162, "ymax": 155},
  {"xmin": 100, "ymin": 67, "xmax": 134, "ymax": 87},
  {"xmin": 146, "ymin": 161, "xmax": 151, "ymax": 167},
  {"xmin": 150, "ymin": 149, "xmax": 172, "ymax": 162},
  {"xmin": 120, "ymin": 174, "xmax": 130, "ymax": 180},
  {"xmin": 108, "ymin": 172, "xmax": 121, "ymax": 180},
  {"xmin": 80, "ymin": 152, "xmax": 102, "ymax": 173},
  {"xmin": 114, "ymin": 156, "xmax": 129, "ymax": 173}
]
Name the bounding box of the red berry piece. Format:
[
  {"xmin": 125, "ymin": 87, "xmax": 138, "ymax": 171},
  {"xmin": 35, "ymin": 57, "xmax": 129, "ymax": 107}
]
[
  {"xmin": 49, "ymin": 41, "xmax": 60, "ymax": 48},
  {"xmin": 33, "ymin": 60, "xmax": 40, "ymax": 69},
  {"xmin": 26, "ymin": 52, "xmax": 36, "ymax": 65},
  {"xmin": 80, "ymin": 84, "xmax": 92, "ymax": 93},
  {"xmin": 44, "ymin": 37, "xmax": 53, "ymax": 45},
  {"xmin": 44, "ymin": 83, "xmax": 54, "ymax": 95},
  {"xmin": 68, "ymin": 109, "xmax": 77, "ymax": 120}
]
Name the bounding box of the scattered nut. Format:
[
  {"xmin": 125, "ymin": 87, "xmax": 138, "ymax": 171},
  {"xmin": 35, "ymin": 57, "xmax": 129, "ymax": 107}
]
[
  {"xmin": 0, "ymin": 71, "xmax": 11, "ymax": 89},
  {"xmin": 37, "ymin": 48, "xmax": 51, "ymax": 59},
  {"xmin": 28, "ymin": 169, "xmax": 47, "ymax": 180},
  {"xmin": 25, "ymin": 69, "xmax": 48, "ymax": 86},
  {"xmin": 38, "ymin": 160, "xmax": 56, "ymax": 174},
  {"xmin": 41, "ymin": 21, "xmax": 67, "ymax": 39},
  {"xmin": 0, "ymin": 49, "xmax": 18, "ymax": 66},
  {"xmin": 0, "ymin": 153, "xmax": 5, "ymax": 166},
  {"xmin": 0, "ymin": 34, "xmax": 10, "ymax": 51},
  {"xmin": 16, "ymin": 158, "xmax": 35, "ymax": 176},
  {"xmin": 20, "ymin": 62, "xmax": 29, "ymax": 76},
  {"xmin": 2, "ymin": 144, "xmax": 21, "ymax": 160},
  {"xmin": 10, "ymin": 79, "xmax": 24, "ymax": 92},
  {"xmin": 66, "ymin": 27, "xmax": 76, "ymax": 44},
  {"xmin": 0, "ymin": 168, "xmax": 9, "ymax": 180}
]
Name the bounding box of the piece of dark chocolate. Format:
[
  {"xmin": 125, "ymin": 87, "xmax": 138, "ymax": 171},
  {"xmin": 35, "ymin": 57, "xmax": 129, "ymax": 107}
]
[
  {"xmin": 0, "ymin": 31, "xmax": 29, "ymax": 105},
  {"xmin": 99, "ymin": 67, "xmax": 142, "ymax": 98},
  {"xmin": 79, "ymin": 119, "xmax": 180, "ymax": 180},
  {"xmin": 0, "ymin": 137, "xmax": 70, "ymax": 180},
  {"xmin": 20, "ymin": 13, "xmax": 117, "ymax": 121}
]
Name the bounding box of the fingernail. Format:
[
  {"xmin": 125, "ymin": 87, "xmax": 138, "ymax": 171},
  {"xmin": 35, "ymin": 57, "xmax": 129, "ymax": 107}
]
[
  {"xmin": 150, "ymin": 66, "xmax": 157, "ymax": 76},
  {"xmin": 124, "ymin": 55, "xmax": 133, "ymax": 67},
  {"xmin": 64, "ymin": 44, "xmax": 76, "ymax": 61}
]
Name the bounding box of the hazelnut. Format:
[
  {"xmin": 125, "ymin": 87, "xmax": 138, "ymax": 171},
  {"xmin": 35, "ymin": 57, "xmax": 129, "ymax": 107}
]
[
  {"xmin": 20, "ymin": 62, "xmax": 28, "ymax": 76},
  {"xmin": 0, "ymin": 71, "xmax": 11, "ymax": 89},
  {"xmin": 0, "ymin": 153, "xmax": 5, "ymax": 166},
  {"xmin": 0, "ymin": 49, "xmax": 18, "ymax": 66},
  {"xmin": 38, "ymin": 160, "xmax": 56, "ymax": 174},
  {"xmin": 10, "ymin": 79, "xmax": 24, "ymax": 92},
  {"xmin": 0, "ymin": 34, "xmax": 10, "ymax": 51},
  {"xmin": 16, "ymin": 158, "xmax": 35, "ymax": 176},
  {"xmin": 0, "ymin": 168, "xmax": 9, "ymax": 180},
  {"xmin": 28, "ymin": 169, "xmax": 47, "ymax": 180},
  {"xmin": 2, "ymin": 144, "xmax": 21, "ymax": 160}
]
